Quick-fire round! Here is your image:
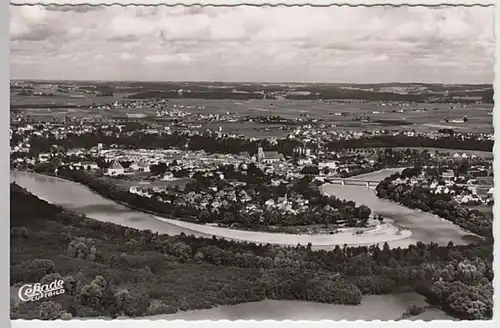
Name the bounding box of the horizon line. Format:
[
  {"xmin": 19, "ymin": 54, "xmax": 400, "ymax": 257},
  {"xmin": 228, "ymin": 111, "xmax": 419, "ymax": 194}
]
[{"xmin": 9, "ymin": 78, "xmax": 494, "ymax": 86}]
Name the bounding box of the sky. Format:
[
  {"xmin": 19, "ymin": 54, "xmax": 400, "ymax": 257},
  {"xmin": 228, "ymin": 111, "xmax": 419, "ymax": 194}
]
[{"xmin": 10, "ymin": 5, "xmax": 495, "ymax": 84}]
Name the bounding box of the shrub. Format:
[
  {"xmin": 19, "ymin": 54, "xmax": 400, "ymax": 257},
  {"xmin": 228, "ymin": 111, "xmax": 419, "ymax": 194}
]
[
  {"xmin": 39, "ymin": 301, "xmax": 64, "ymax": 320},
  {"xmin": 11, "ymin": 227, "xmax": 28, "ymax": 239}
]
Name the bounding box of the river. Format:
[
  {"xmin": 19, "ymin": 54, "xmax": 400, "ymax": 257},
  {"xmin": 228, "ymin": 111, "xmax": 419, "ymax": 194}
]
[
  {"xmin": 10, "ymin": 169, "xmax": 458, "ymax": 320},
  {"xmin": 10, "ymin": 169, "xmax": 475, "ymax": 249},
  {"xmin": 322, "ymin": 169, "xmax": 477, "ymax": 248},
  {"xmin": 118, "ymin": 293, "xmax": 454, "ymax": 321}
]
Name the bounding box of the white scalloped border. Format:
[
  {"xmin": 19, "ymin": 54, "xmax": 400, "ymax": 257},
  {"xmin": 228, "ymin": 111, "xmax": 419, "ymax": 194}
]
[
  {"xmin": 7, "ymin": 0, "xmax": 499, "ymax": 326},
  {"xmin": 7, "ymin": 0, "xmax": 499, "ymax": 6}
]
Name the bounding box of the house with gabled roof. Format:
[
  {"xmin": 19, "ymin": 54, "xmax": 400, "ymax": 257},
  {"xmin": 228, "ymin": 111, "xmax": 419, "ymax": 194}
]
[
  {"xmin": 137, "ymin": 160, "xmax": 150, "ymax": 172},
  {"xmin": 106, "ymin": 161, "xmax": 124, "ymax": 176},
  {"xmin": 257, "ymin": 147, "xmax": 284, "ymax": 164}
]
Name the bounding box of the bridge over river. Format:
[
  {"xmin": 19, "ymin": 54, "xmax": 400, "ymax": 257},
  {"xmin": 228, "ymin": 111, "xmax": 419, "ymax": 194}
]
[
  {"xmin": 323, "ymin": 177, "xmax": 379, "ymax": 187},
  {"xmin": 322, "ymin": 177, "xmax": 493, "ymax": 189}
]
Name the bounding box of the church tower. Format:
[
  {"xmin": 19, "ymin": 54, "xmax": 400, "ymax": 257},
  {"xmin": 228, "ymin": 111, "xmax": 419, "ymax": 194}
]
[{"xmin": 257, "ymin": 147, "xmax": 264, "ymax": 163}]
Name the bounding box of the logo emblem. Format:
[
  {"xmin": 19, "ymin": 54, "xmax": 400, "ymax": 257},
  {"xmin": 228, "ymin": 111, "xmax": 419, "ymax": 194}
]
[{"xmin": 18, "ymin": 279, "xmax": 65, "ymax": 302}]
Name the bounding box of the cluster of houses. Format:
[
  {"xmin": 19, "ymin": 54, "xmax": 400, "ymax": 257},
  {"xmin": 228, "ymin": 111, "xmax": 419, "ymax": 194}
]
[
  {"xmin": 391, "ymin": 164, "xmax": 494, "ymax": 205},
  {"xmin": 125, "ymin": 166, "xmax": 328, "ymax": 218}
]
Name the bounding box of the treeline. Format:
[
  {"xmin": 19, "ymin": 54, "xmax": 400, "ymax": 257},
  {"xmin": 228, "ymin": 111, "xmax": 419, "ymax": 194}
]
[
  {"xmin": 124, "ymin": 87, "xmax": 493, "ymax": 103},
  {"xmin": 10, "ymin": 104, "xmax": 80, "ymax": 109},
  {"xmin": 23, "ymin": 130, "xmax": 493, "ymax": 161},
  {"xmin": 10, "ymin": 183, "xmax": 493, "ymax": 320},
  {"xmin": 127, "ymin": 91, "xmax": 266, "ymax": 100},
  {"xmin": 376, "ymin": 169, "xmax": 492, "ymax": 239}
]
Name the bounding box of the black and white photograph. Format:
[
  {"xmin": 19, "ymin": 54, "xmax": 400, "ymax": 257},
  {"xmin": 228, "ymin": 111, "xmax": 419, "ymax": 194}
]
[{"xmin": 9, "ymin": 3, "xmax": 494, "ymax": 321}]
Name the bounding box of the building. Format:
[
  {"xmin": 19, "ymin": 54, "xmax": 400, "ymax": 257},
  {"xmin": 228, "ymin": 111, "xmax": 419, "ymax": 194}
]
[
  {"xmin": 319, "ymin": 161, "xmax": 338, "ymax": 175},
  {"xmin": 442, "ymin": 169, "xmax": 455, "ymax": 182},
  {"xmin": 137, "ymin": 160, "xmax": 151, "ymax": 173},
  {"xmin": 293, "ymin": 147, "xmax": 311, "ymax": 157},
  {"xmin": 131, "ymin": 160, "xmax": 150, "ymax": 172},
  {"xmin": 38, "ymin": 153, "xmax": 51, "ymax": 162},
  {"xmin": 79, "ymin": 161, "xmax": 99, "ymax": 170},
  {"xmin": 257, "ymin": 147, "xmax": 284, "ymax": 164},
  {"xmin": 106, "ymin": 161, "xmax": 124, "ymax": 176},
  {"xmin": 162, "ymin": 172, "xmax": 175, "ymax": 180}
]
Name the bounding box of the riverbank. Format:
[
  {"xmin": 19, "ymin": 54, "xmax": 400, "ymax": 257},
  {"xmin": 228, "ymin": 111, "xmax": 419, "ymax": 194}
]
[
  {"xmin": 321, "ymin": 168, "xmax": 477, "ymax": 248},
  {"xmin": 375, "ymin": 175, "xmax": 491, "ymax": 240},
  {"xmin": 11, "ymin": 170, "xmax": 414, "ymax": 249}
]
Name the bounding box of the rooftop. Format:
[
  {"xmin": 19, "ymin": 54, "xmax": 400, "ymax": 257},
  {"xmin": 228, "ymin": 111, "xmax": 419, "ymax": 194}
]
[
  {"xmin": 109, "ymin": 161, "xmax": 124, "ymax": 170},
  {"xmin": 263, "ymin": 151, "xmax": 283, "ymax": 159}
]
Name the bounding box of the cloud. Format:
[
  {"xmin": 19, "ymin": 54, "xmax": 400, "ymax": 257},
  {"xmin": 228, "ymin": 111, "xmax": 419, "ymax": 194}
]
[
  {"xmin": 120, "ymin": 53, "xmax": 134, "ymax": 60},
  {"xmin": 9, "ymin": 5, "xmax": 494, "ymax": 83}
]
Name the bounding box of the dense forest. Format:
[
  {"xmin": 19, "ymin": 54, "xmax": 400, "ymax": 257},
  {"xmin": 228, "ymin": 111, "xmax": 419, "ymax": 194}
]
[
  {"xmin": 127, "ymin": 90, "xmax": 266, "ymax": 100},
  {"xmin": 10, "ymin": 183, "xmax": 493, "ymax": 320},
  {"xmin": 12, "ymin": 81, "xmax": 494, "ymax": 104},
  {"xmin": 376, "ymin": 169, "xmax": 493, "ymax": 239}
]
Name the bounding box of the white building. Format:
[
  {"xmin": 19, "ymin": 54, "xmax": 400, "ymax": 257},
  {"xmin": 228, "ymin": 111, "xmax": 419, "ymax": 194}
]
[
  {"xmin": 257, "ymin": 147, "xmax": 284, "ymax": 164},
  {"xmin": 136, "ymin": 161, "xmax": 150, "ymax": 172},
  {"xmin": 106, "ymin": 161, "xmax": 124, "ymax": 176},
  {"xmin": 442, "ymin": 169, "xmax": 455, "ymax": 182},
  {"xmin": 162, "ymin": 172, "xmax": 175, "ymax": 180},
  {"xmin": 38, "ymin": 153, "xmax": 51, "ymax": 162}
]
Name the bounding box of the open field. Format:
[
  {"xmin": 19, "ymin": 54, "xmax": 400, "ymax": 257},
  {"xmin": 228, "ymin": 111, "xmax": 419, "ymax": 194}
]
[
  {"xmin": 11, "ymin": 90, "xmax": 493, "ymax": 134},
  {"xmin": 167, "ymin": 99, "xmax": 493, "ymax": 133}
]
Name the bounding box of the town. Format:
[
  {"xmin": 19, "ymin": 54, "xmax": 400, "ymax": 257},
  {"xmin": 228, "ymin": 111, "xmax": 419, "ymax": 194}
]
[
  {"xmin": 10, "ymin": 101, "xmax": 494, "ymax": 235},
  {"xmin": 8, "ymin": 3, "xmax": 495, "ymax": 322}
]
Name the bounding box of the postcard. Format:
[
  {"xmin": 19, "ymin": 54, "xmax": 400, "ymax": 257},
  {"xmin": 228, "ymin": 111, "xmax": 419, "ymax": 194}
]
[{"xmin": 9, "ymin": 3, "xmax": 494, "ymax": 322}]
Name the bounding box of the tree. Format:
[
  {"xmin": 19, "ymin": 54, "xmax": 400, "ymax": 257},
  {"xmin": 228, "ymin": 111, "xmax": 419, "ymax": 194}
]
[
  {"xmin": 67, "ymin": 240, "xmax": 90, "ymax": 259},
  {"xmin": 357, "ymin": 205, "xmax": 371, "ymax": 221},
  {"xmin": 60, "ymin": 312, "xmax": 73, "ymax": 320},
  {"xmin": 40, "ymin": 273, "xmax": 62, "ymax": 286},
  {"xmin": 80, "ymin": 275, "xmax": 108, "ymax": 309},
  {"xmin": 301, "ymin": 165, "xmax": 319, "ymax": 175},
  {"xmin": 39, "ymin": 301, "xmax": 64, "ymax": 320},
  {"xmin": 11, "ymin": 226, "xmax": 28, "ymax": 239},
  {"xmin": 63, "ymin": 275, "xmax": 77, "ymax": 295},
  {"xmin": 26, "ymin": 259, "xmax": 56, "ymax": 281},
  {"xmin": 114, "ymin": 289, "xmax": 133, "ymax": 316},
  {"xmin": 151, "ymin": 162, "xmax": 167, "ymax": 175}
]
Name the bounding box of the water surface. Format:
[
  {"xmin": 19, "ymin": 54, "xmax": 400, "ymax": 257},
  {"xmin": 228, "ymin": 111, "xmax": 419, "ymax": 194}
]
[
  {"xmin": 11, "ymin": 169, "xmax": 474, "ymax": 249},
  {"xmin": 128, "ymin": 293, "xmax": 454, "ymax": 321}
]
